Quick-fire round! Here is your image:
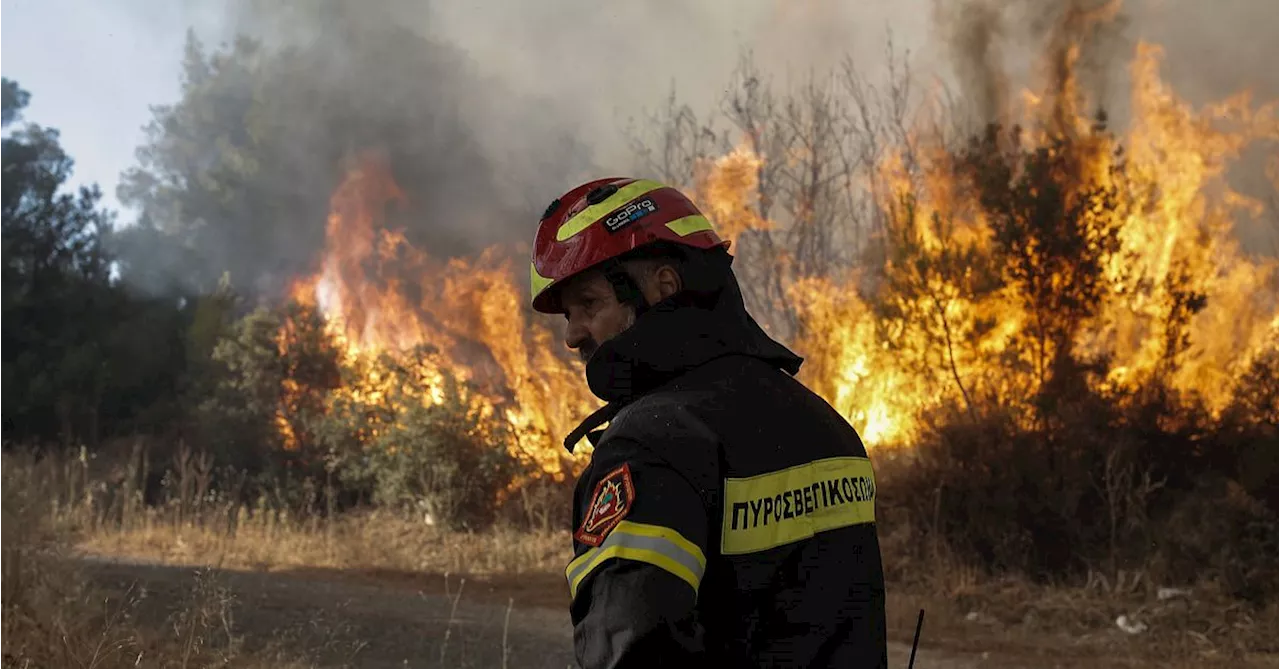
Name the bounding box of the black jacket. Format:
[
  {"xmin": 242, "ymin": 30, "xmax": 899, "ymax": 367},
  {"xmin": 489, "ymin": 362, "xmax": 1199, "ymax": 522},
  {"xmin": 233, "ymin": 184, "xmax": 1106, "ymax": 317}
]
[{"xmin": 565, "ymin": 269, "xmax": 888, "ymax": 669}]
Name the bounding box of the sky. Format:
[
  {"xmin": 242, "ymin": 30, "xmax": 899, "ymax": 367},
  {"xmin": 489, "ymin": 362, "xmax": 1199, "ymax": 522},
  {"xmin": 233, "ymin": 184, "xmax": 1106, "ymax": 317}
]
[{"xmin": 1, "ymin": 0, "xmax": 232, "ymax": 215}]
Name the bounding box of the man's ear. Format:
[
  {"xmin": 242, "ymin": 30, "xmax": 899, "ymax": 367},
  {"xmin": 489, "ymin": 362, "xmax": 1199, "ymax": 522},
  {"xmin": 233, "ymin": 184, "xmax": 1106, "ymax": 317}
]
[{"xmin": 652, "ymin": 264, "xmax": 683, "ymax": 301}]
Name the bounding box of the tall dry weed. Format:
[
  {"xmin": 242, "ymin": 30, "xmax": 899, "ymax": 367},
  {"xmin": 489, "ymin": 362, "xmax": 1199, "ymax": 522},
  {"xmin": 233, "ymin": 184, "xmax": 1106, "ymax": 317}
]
[{"xmin": 1, "ymin": 451, "xmax": 314, "ymax": 668}]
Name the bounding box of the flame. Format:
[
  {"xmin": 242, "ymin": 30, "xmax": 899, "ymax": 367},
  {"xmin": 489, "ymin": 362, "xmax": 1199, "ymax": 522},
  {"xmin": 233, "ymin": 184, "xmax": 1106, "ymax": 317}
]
[
  {"xmin": 693, "ymin": 143, "xmax": 773, "ymax": 247},
  {"xmin": 280, "ymin": 152, "xmax": 598, "ymax": 478},
  {"xmin": 275, "ymin": 24, "xmax": 1276, "ymax": 469},
  {"xmin": 781, "ymin": 39, "xmax": 1278, "ymax": 447}
]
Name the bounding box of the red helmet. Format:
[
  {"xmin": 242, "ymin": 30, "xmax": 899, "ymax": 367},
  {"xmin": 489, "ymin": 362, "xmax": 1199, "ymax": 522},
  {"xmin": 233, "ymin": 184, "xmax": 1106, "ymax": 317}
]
[{"xmin": 530, "ymin": 177, "xmax": 729, "ymax": 313}]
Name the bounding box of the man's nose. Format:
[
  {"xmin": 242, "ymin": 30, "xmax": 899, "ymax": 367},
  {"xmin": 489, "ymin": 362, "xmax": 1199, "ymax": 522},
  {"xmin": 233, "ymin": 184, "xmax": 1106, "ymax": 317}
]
[{"xmin": 565, "ymin": 319, "xmax": 589, "ymax": 351}]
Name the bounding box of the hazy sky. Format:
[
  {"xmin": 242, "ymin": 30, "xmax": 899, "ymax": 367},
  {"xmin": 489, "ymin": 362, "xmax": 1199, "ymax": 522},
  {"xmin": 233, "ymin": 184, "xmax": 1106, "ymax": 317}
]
[
  {"xmin": 0, "ymin": 0, "xmax": 941, "ymax": 219},
  {"xmin": 2, "ymin": 0, "xmax": 1275, "ymax": 224}
]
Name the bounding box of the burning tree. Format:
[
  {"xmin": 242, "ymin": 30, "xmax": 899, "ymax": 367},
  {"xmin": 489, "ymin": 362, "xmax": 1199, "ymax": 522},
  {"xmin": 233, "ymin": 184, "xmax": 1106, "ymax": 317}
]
[
  {"xmin": 249, "ymin": 19, "xmax": 1274, "ymax": 513},
  {"xmin": 610, "ymin": 0, "xmax": 1276, "ymax": 453},
  {"xmin": 618, "ymin": 1, "xmax": 1276, "ymax": 588}
]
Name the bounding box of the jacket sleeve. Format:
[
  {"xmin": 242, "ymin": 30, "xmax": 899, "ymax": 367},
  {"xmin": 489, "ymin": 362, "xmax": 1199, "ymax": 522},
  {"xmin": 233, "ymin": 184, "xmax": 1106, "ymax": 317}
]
[{"xmin": 567, "ymin": 435, "xmax": 713, "ymax": 669}]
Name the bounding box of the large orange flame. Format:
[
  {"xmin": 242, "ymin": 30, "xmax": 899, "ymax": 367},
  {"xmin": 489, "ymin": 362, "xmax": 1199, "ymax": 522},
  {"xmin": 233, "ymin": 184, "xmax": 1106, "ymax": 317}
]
[
  {"xmin": 283, "ymin": 152, "xmax": 597, "ymax": 477},
  {"xmin": 276, "ymin": 34, "xmax": 1276, "ymax": 468},
  {"xmin": 789, "ymin": 41, "xmax": 1278, "ymax": 447}
]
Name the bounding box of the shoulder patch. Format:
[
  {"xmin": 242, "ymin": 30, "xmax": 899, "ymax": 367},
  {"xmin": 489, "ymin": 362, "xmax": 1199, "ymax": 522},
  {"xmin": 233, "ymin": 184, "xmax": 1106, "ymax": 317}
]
[{"xmin": 575, "ymin": 463, "xmax": 635, "ymax": 547}]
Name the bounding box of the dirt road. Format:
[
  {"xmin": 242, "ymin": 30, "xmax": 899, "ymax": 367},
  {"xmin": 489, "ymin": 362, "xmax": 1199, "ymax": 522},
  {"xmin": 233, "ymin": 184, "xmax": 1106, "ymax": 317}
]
[{"xmin": 83, "ymin": 559, "xmax": 985, "ymax": 669}]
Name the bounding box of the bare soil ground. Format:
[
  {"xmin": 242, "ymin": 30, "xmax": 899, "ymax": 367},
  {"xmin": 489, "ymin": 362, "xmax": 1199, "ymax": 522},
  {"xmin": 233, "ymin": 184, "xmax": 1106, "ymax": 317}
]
[
  {"xmin": 57, "ymin": 505, "xmax": 1276, "ymax": 669},
  {"xmin": 81, "ymin": 557, "xmax": 984, "ymax": 669},
  {"xmin": 78, "ymin": 556, "xmax": 1276, "ymax": 669}
]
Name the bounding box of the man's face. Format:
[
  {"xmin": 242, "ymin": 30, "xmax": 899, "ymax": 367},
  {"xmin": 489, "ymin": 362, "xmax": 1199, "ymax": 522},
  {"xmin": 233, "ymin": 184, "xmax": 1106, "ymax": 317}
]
[
  {"xmin": 559, "ymin": 270, "xmax": 637, "ymax": 363},
  {"xmin": 557, "ymin": 259, "xmax": 683, "ymax": 364}
]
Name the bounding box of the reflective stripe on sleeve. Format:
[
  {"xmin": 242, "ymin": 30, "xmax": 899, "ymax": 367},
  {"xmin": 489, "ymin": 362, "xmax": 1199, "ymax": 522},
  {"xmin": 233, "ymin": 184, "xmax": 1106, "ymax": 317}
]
[{"xmin": 565, "ymin": 520, "xmax": 706, "ymax": 599}]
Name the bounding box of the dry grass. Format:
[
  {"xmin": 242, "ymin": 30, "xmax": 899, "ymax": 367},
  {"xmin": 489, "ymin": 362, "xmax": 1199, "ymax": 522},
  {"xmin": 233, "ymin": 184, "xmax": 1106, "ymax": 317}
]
[
  {"xmin": 32, "ymin": 442, "xmax": 568, "ymax": 578},
  {"xmin": 7, "ymin": 448, "xmax": 1277, "ymax": 668},
  {"xmin": 78, "ymin": 510, "xmax": 568, "ymax": 577},
  {"xmin": 1, "ymin": 452, "xmax": 316, "ymax": 669},
  {"xmin": 878, "ymin": 513, "xmax": 1279, "ymax": 667}
]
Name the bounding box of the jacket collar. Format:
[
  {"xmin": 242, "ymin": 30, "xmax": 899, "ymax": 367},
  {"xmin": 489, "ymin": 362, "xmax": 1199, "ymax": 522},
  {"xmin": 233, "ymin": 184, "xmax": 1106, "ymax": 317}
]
[{"xmin": 563, "ymin": 272, "xmax": 802, "ymax": 452}]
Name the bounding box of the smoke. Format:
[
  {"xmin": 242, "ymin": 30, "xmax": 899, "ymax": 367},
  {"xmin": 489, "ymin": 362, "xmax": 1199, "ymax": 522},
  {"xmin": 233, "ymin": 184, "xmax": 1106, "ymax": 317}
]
[
  {"xmin": 935, "ymin": 0, "xmax": 1276, "ymax": 119},
  {"xmin": 934, "ymin": 0, "xmax": 1011, "ymax": 128},
  {"xmin": 115, "ymin": 0, "xmax": 935, "ymax": 296},
  {"xmin": 221, "ymin": 0, "xmax": 1277, "ymax": 176},
  {"xmin": 1129, "ymin": 0, "xmax": 1280, "ymax": 254},
  {"xmin": 117, "ymin": 0, "xmax": 1275, "ymax": 296},
  {"xmin": 934, "ymin": 0, "xmax": 1155, "ymax": 133},
  {"xmin": 930, "ymin": 0, "xmax": 1277, "ymax": 251},
  {"xmin": 220, "ymin": 0, "xmax": 945, "ymax": 199}
]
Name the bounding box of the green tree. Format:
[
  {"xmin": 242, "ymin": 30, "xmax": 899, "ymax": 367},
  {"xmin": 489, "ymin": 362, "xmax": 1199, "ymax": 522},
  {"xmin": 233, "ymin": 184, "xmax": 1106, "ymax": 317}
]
[
  {"xmin": 114, "ymin": 14, "xmax": 561, "ymax": 299},
  {"xmin": 2, "ymin": 78, "xmax": 189, "ymax": 446},
  {"xmin": 193, "ymin": 303, "xmax": 339, "ymax": 471}
]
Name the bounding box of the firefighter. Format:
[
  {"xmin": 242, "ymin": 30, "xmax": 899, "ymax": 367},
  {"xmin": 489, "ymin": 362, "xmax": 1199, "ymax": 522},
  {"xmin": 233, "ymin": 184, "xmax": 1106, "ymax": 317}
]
[{"xmin": 530, "ymin": 177, "xmax": 888, "ymax": 668}]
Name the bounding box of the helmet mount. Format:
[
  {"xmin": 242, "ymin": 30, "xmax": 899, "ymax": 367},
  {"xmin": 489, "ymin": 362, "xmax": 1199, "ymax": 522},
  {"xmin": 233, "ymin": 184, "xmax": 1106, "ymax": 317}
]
[{"xmin": 529, "ymin": 177, "xmax": 730, "ymax": 314}]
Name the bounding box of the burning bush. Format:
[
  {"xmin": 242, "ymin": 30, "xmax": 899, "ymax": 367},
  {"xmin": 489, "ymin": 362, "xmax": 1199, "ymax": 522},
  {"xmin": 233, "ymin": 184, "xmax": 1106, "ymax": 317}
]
[
  {"xmin": 310, "ymin": 359, "xmax": 528, "ymax": 529},
  {"xmin": 176, "ymin": 150, "xmax": 594, "ymax": 528},
  {"xmin": 850, "ymin": 40, "xmax": 1277, "ymax": 596},
  {"xmin": 178, "ymin": 298, "xmax": 338, "ymax": 490},
  {"xmin": 191, "ymin": 300, "xmax": 538, "ymax": 530}
]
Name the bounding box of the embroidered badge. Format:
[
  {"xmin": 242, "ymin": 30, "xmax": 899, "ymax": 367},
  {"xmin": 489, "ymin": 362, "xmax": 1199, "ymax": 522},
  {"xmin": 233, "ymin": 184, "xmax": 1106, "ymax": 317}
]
[{"xmin": 575, "ymin": 463, "xmax": 635, "ymax": 546}]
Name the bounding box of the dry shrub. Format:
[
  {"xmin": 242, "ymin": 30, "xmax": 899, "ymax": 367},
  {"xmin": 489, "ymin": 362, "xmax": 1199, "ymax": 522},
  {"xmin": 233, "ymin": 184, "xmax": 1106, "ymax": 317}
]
[
  {"xmin": 1210, "ymin": 347, "xmax": 1280, "ymax": 509},
  {"xmin": 496, "ymin": 475, "xmax": 575, "ymax": 533},
  {"xmin": 878, "ymin": 399, "xmax": 1126, "ymax": 579},
  {"xmin": 876, "ymin": 376, "xmax": 1278, "ymax": 604},
  {"xmin": 1152, "ymin": 480, "xmax": 1277, "ymax": 603}
]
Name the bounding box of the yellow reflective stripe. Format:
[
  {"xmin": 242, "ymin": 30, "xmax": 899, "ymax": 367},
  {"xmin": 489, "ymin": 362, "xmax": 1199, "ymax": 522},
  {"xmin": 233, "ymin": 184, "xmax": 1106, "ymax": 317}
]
[
  {"xmin": 665, "ymin": 215, "xmax": 714, "ymax": 237},
  {"xmin": 565, "ymin": 520, "xmax": 706, "ymax": 599},
  {"xmin": 720, "ymin": 456, "xmax": 876, "ymax": 555},
  {"xmin": 530, "ymin": 261, "xmax": 555, "ymax": 301},
  {"xmin": 555, "ymin": 180, "xmax": 666, "ymax": 241},
  {"xmin": 599, "ymin": 518, "xmax": 706, "ymax": 566}
]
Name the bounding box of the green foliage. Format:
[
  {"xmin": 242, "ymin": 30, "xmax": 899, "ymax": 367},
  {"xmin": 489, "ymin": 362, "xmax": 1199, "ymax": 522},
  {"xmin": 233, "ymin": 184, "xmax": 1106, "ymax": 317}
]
[
  {"xmin": 193, "ymin": 307, "xmax": 289, "ymax": 467},
  {"xmin": 114, "ymin": 18, "xmax": 532, "ymax": 298},
  {"xmin": 2, "ymin": 78, "xmax": 187, "ymax": 446},
  {"xmin": 308, "ymin": 351, "xmax": 527, "ymax": 530},
  {"xmin": 114, "ymin": 34, "xmax": 292, "ymax": 296},
  {"xmin": 192, "ymin": 303, "xmax": 339, "ymax": 471}
]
